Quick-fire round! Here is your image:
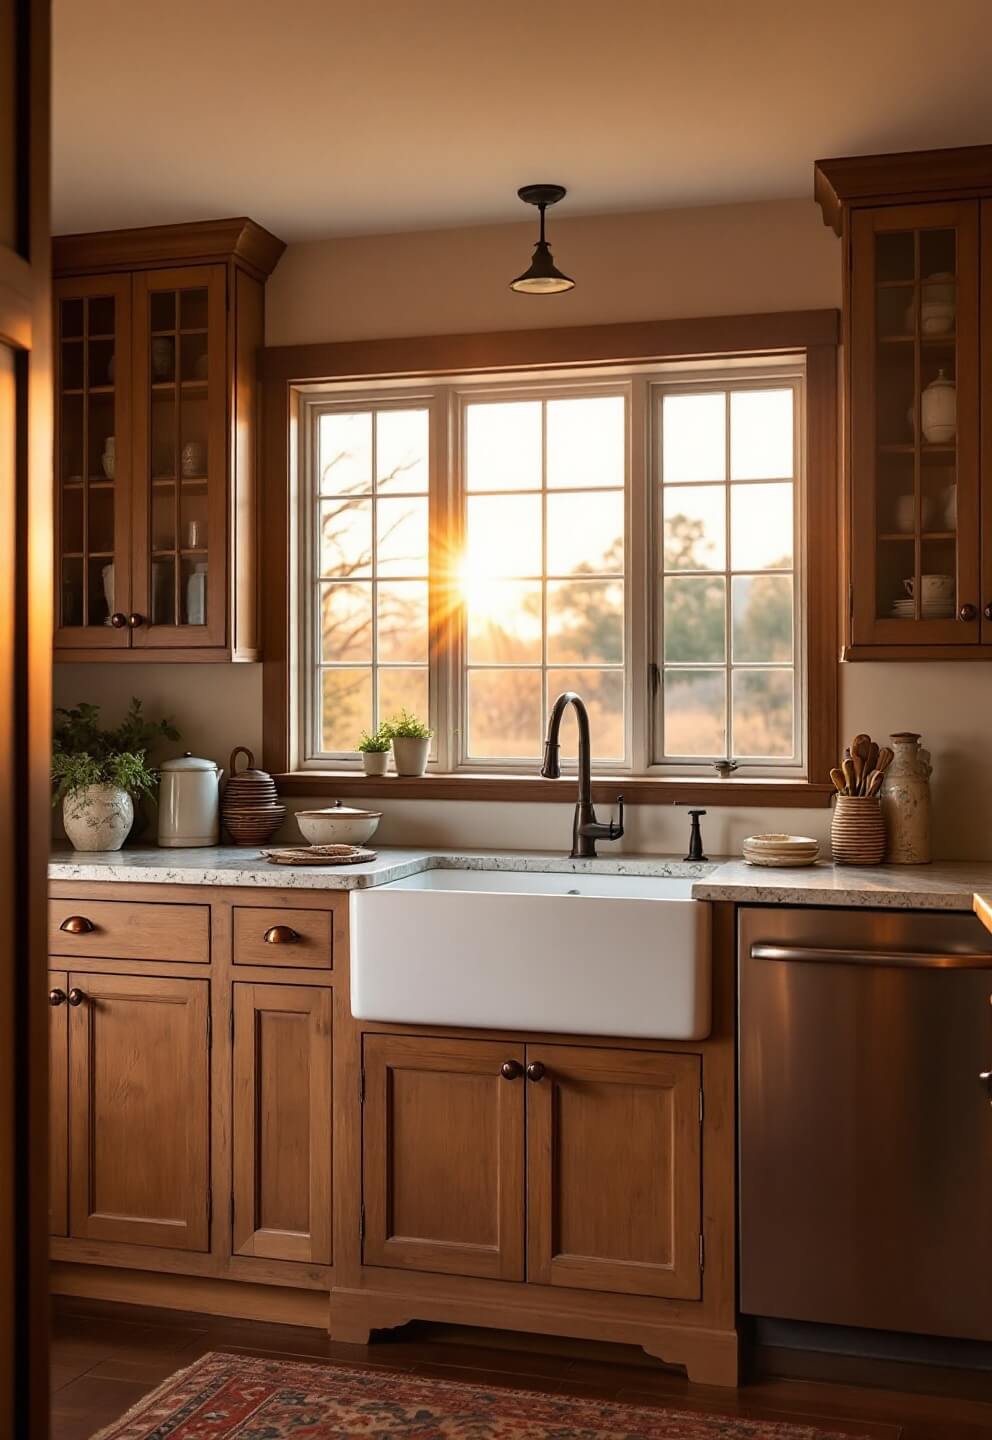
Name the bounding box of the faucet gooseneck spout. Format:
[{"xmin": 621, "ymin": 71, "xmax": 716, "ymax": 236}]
[{"xmin": 542, "ymin": 691, "xmax": 624, "ymax": 859}]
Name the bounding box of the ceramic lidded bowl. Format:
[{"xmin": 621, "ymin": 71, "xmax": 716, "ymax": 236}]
[{"xmin": 296, "ymin": 803, "xmax": 381, "ymax": 847}]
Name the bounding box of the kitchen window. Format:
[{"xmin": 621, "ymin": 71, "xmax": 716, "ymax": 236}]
[{"xmin": 298, "ymin": 358, "xmax": 812, "ymax": 782}]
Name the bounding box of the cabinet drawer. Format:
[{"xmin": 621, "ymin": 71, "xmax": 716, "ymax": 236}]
[
  {"xmin": 233, "ymin": 907, "xmax": 333, "ymax": 970},
  {"xmin": 49, "ymin": 898, "xmax": 210, "ymax": 963}
]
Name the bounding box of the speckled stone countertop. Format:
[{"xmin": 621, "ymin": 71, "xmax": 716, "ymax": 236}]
[
  {"xmin": 692, "ymin": 859, "xmax": 992, "ymax": 911},
  {"xmin": 48, "ymin": 845, "xmax": 992, "ymax": 910},
  {"xmin": 48, "ymin": 845, "xmax": 714, "ymax": 891}
]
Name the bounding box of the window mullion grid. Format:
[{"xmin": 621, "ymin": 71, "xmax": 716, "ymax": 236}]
[
  {"xmin": 541, "ymin": 402, "xmax": 549, "ymax": 748},
  {"xmin": 369, "ymin": 414, "xmax": 379, "ymax": 734},
  {"xmin": 628, "ymin": 377, "xmax": 648, "ymax": 773},
  {"xmin": 724, "ymin": 389, "xmax": 732, "ymax": 763}
]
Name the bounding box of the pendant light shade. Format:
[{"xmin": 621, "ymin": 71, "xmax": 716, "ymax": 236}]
[{"xmin": 510, "ymin": 184, "xmax": 574, "ymax": 294}]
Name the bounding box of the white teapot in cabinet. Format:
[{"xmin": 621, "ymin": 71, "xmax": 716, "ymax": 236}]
[{"xmin": 157, "ymin": 752, "xmax": 223, "ymax": 847}]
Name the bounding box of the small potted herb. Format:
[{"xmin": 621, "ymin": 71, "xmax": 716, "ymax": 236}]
[
  {"xmin": 52, "ymin": 699, "xmax": 179, "ymax": 852},
  {"xmin": 388, "ymin": 709, "xmax": 433, "ymax": 777},
  {"xmin": 357, "ymin": 724, "xmax": 393, "ymax": 777}
]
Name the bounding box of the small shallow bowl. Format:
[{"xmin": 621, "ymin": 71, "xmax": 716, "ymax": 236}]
[{"xmin": 297, "ymin": 805, "xmax": 382, "ymax": 847}]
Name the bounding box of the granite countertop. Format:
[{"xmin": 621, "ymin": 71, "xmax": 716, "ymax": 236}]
[
  {"xmin": 48, "ymin": 845, "xmax": 992, "ymax": 910},
  {"xmin": 692, "ymin": 859, "xmax": 992, "ymax": 911},
  {"xmin": 48, "ymin": 845, "xmax": 713, "ymax": 891}
]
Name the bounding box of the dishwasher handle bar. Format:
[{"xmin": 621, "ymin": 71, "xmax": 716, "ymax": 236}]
[{"xmin": 750, "ymin": 942, "xmax": 992, "ymax": 970}]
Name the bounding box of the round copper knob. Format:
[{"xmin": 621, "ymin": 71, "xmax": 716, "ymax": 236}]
[
  {"xmin": 128, "ymin": 612, "xmax": 145, "ymax": 629},
  {"xmin": 110, "ymin": 612, "xmax": 127, "ymax": 629},
  {"xmin": 500, "ymin": 1060, "xmax": 523, "ymax": 1081},
  {"xmin": 59, "ymin": 915, "xmax": 94, "ymax": 934},
  {"xmin": 67, "ymin": 988, "xmax": 86, "ymax": 1007},
  {"xmin": 959, "ymin": 603, "xmax": 978, "ymax": 622},
  {"xmin": 526, "ymin": 1061, "xmax": 546, "ymax": 1083},
  {"xmin": 49, "ymin": 988, "xmax": 66, "ymax": 1007},
  {"xmin": 984, "ymin": 603, "xmax": 992, "ymax": 622},
  {"xmin": 263, "ymin": 925, "xmax": 300, "ymax": 945}
]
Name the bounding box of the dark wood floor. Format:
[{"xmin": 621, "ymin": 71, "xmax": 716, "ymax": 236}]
[{"xmin": 51, "ymin": 1297, "xmax": 992, "ymax": 1440}]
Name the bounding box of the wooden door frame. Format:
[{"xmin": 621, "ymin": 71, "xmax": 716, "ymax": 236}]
[{"xmin": 0, "ymin": 1, "xmax": 51, "ymax": 1434}]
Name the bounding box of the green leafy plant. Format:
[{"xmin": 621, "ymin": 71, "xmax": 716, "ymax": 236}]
[
  {"xmin": 357, "ymin": 724, "xmax": 393, "ymax": 754},
  {"xmin": 388, "ymin": 709, "xmax": 433, "ymax": 740},
  {"xmin": 51, "ymin": 698, "xmax": 180, "ymax": 806}
]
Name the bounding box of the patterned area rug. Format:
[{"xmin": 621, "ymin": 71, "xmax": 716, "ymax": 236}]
[{"xmin": 91, "ymin": 1350, "xmax": 874, "ymax": 1439}]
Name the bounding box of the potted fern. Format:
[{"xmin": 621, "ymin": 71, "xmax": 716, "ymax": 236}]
[
  {"xmin": 357, "ymin": 724, "xmax": 393, "ymax": 776},
  {"xmin": 389, "ymin": 709, "xmax": 433, "ymax": 777},
  {"xmin": 52, "ymin": 699, "xmax": 179, "ymax": 851}
]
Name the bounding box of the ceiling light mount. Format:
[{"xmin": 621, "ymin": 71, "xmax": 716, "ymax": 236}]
[{"xmin": 510, "ymin": 183, "xmax": 574, "ymax": 295}]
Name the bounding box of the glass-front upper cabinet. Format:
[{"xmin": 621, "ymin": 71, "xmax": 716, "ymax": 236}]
[
  {"xmin": 54, "ymin": 275, "xmax": 131, "ymax": 649},
  {"xmin": 849, "ymin": 201, "xmax": 980, "ymax": 649},
  {"xmin": 131, "ymin": 265, "xmax": 227, "ymax": 649}
]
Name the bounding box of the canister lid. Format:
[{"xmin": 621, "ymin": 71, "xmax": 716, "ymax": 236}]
[{"xmin": 160, "ymin": 752, "xmax": 219, "ymax": 772}]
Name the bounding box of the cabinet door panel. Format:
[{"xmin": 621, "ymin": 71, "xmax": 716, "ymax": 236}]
[
  {"xmin": 53, "ymin": 273, "xmax": 132, "ymax": 651},
  {"xmin": 850, "ymin": 202, "xmax": 980, "ymax": 649},
  {"xmin": 232, "ymin": 983, "xmax": 332, "ymax": 1264},
  {"xmin": 68, "ymin": 972, "xmax": 210, "ymax": 1250},
  {"xmin": 526, "ymin": 1044, "xmax": 702, "ymax": 1299},
  {"xmin": 131, "ymin": 264, "xmax": 227, "ymax": 649},
  {"xmin": 982, "ymin": 200, "xmax": 992, "ymax": 644},
  {"xmin": 49, "ymin": 970, "xmax": 68, "ymax": 1237},
  {"xmin": 363, "ymin": 1035, "xmax": 524, "ymax": 1280}
]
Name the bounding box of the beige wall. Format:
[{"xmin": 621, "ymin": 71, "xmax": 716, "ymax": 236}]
[{"xmin": 54, "ymin": 197, "xmax": 992, "ymax": 859}]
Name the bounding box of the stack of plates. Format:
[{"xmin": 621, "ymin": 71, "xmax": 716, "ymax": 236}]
[
  {"xmin": 742, "ymin": 833, "xmax": 820, "ymax": 868},
  {"xmin": 890, "ymin": 598, "xmax": 954, "ymax": 620}
]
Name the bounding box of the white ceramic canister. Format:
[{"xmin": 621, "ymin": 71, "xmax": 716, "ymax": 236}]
[
  {"xmin": 880, "ymin": 731, "xmax": 932, "ymax": 864},
  {"xmin": 157, "ymin": 752, "xmax": 223, "ymax": 847},
  {"xmin": 921, "ymin": 369, "xmax": 957, "ymax": 444}
]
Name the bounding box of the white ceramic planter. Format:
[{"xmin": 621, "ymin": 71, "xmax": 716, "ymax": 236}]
[
  {"xmin": 391, "ymin": 735, "xmax": 430, "ymax": 777},
  {"xmin": 361, "ymin": 750, "xmax": 389, "ymax": 776},
  {"xmin": 62, "ymin": 783, "xmax": 134, "ymax": 852}
]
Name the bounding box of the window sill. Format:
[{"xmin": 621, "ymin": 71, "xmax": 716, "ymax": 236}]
[{"xmin": 274, "ymin": 771, "xmax": 835, "ymax": 808}]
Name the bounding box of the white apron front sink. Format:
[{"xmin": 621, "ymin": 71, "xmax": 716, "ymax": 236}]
[{"xmin": 351, "ymin": 867, "xmax": 711, "ymax": 1041}]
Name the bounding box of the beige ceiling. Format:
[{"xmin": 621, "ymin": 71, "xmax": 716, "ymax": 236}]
[{"xmin": 54, "ymin": 0, "xmax": 992, "ymax": 241}]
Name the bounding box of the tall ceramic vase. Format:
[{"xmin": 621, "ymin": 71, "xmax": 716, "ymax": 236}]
[
  {"xmin": 62, "ymin": 783, "xmax": 134, "ymax": 852},
  {"xmin": 880, "ymin": 731, "xmax": 932, "ymax": 864}
]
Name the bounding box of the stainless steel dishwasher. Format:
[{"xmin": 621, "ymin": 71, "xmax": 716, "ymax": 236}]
[{"xmin": 739, "ymin": 905, "xmax": 992, "ymax": 1342}]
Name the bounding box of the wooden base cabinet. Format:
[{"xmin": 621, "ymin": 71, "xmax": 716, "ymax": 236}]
[
  {"xmin": 232, "ymin": 983, "xmax": 333, "ymax": 1265},
  {"xmin": 362, "ymin": 1036, "xmax": 525, "ymax": 1282},
  {"xmin": 362, "ymin": 1036, "xmax": 701, "ymax": 1299},
  {"xmin": 67, "ymin": 972, "xmax": 210, "ymax": 1251},
  {"xmin": 526, "ymin": 1044, "xmax": 701, "ymax": 1301}
]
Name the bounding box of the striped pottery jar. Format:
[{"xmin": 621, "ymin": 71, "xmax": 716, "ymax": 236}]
[{"xmin": 831, "ymin": 795, "xmax": 886, "ymax": 866}]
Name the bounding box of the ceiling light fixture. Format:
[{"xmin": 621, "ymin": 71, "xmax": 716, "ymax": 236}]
[{"xmin": 509, "ymin": 184, "xmax": 574, "ymax": 295}]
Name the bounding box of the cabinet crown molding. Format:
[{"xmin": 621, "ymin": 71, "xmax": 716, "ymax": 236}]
[
  {"xmin": 53, "ymin": 217, "xmax": 286, "ymax": 282},
  {"xmin": 815, "ymin": 144, "xmax": 992, "ymax": 235}
]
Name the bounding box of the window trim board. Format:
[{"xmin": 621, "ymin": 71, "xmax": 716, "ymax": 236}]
[{"xmin": 261, "ymin": 312, "xmax": 839, "ymax": 807}]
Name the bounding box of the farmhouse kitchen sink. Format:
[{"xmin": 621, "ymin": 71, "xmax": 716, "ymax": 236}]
[{"xmin": 351, "ymin": 867, "xmax": 712, "ymax": 1040}]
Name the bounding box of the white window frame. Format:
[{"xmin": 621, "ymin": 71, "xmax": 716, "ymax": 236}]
[{"xmin": 294, "ymin": 357, "xmax": 807, "ymax": 779}]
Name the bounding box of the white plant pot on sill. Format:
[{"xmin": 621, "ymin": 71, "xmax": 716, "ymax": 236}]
[
  {"xmin": 62, "ymin": 783, "xmax": 134, "ymax": 852},
  {"xmin": 391, "ymin": 736, "xmax": 429, "ymax": 777},
  {"xmin": 361, "ymin": 751, "xmax": 390, "ymax": 777}
]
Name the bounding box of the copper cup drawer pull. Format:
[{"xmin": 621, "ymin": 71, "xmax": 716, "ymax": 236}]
[
  {"xmin": 263, "ymin": 925, "xmax": 300, "ymax": 945},
  {"xmin": 67, "ymin": 988, "xmax": 86, "ymax": 1007},
  {"xmin": 59, "ymin": 915, "xmax": 95, "ymax": 935},
  {"xmin": 49, "ymin": 988, "xmax": 66, "ymax": 1007}
]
